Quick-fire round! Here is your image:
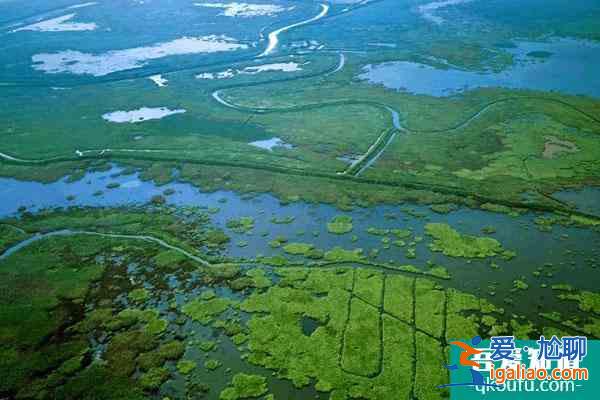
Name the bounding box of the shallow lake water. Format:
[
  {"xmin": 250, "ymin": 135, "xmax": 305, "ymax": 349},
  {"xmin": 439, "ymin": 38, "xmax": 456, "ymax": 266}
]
[
  {"xmin": 1, "ymin": 164, "xmax": 598, "ymax": 398},
  {"xmin": 359, "ymin": 38, "xmax": 600, "ymax": 97},
  {"xmin": 1, "ymin": 164, "xmax": 598, "ymax": 322},
  {"xmin": 553, "ymin": 187, "xmax": 600, "ymax": 216}
]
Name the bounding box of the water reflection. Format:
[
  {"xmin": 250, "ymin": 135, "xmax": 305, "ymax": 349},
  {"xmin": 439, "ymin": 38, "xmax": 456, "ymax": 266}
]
[{"xmin": 359, "ymin": 38, "xmax": 600, "ymax": 98}]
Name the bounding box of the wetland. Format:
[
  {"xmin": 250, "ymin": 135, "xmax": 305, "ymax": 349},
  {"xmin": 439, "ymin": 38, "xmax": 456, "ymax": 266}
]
[{"xmin": 1, "ymin": 0, "xmax": 599, "ymax": 399}]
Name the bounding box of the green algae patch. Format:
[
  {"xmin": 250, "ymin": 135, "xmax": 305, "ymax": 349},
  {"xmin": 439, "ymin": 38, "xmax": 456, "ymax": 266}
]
[
  {"xmin": 182, "ymin": 297, "xmax": 234, "ymax": 324},
  {"xmin": 128, "ymin": 288, "xmax": 150, "ymax": 303},
  {"xmin": 219, "ymin": 373, "xmax": 268, "ymax": 400},
  {"xmin": 391, "ymin": 229, "xmax": 412, "ymax": 239},
  {"xmin": 206, "ymin": 264, "xmax": 241, "ymax": 281},
  {"xmin": 145, "ymin": 315, "xmax": 168, "ymax": 336},
  {"xmin": 425, "ymin": 223, "xmax": 507, "ymax": 258},
  {"xmin": 176, "ymin": 360, "xmax": 197, "ymax": 375},
  {"xmin": 428, "ymin": 265, "xmax": 451, "ymax": 279},
  {"xmin": 153, "ymin": 249, "xmax": 188, "ymax": 270},
  {"xmin": 138, "ymin": 340, "xmax": 185, "ymax": 371},
  {"xmin": 327, "ymin": 215, "xmax": 353, "ymax": 234},
  {"xmin": 205, "ymin": 358, "xmax": 222, "ymax": 371},
  {"xmin": 232, "ymin": 332, "xmax": 248, "ymax": 345},
  {"xmin": 269, "ymin": 235, "xmax": 288, "ymax": 248},
  {"xmin": 229, "ymin": 268, "xmax": 272, "ymax": 291},
  {"xmin": 480, "ymin": 203, "xmax": 522, "ymax": 216},
  {"xmin": 513, "ymin": 279, "xmax": 529, "ymax": 290},
  {"xmin": 552, "ymin": 283, "xmax": 575, "ymax": 292},
  {"xmin": 226, "ymin": 217, "xmax": 255, "ymax": 233},
  {"xmin": 257, "ymin": 255, "xmax": 290, "ymax": 267},
  {"xmin": 139, "ymin": 367, "xmax": 169, "ymax": 391},
  {"xmin": 368, "ymin": 227, "xmax": 411, "ymax": 239},
  {"xmin": 205, "ymin": 229, "xmax": 231, "ymax": 247},
  {"xmin": 198, "ymin": 340, "xmax": 217, "ymax": 352},
  {"xmin": 324, "ymin": 246, "xmax": 365, "ymax": 262},
  {"xmin": 270, "ymin": 216, "xmax": 295, "ymax": 224},
  {"xmin": 245, "ymin": 268, "xmax": 272, "ymax": 289},
  {"xmin": 116, "ymin": 309, "xmax": 168, "ymax": 337},
  {"xmin": 558, "ymin": 290, "xmax": 600, "ymax": 314},
  {"xmin": 367, "ymin": 227, "xmax": 390, "ymax": 236},
  {"xmin": 213, "ymin": 318, "xmax": 245, "ymax": 337},
  {"xmin": 570, "ymin": 214, "xmax": 600, "ymax": 227},
  {"xmin": 283, "ymin": 242, "xmax": 315, "ymax": 256},
  {"xmin": 201, "ymin": 289, "xmax": 217, "ymax": 300}
]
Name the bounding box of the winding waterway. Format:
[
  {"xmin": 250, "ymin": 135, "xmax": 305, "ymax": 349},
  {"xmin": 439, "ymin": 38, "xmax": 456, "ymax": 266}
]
[{"xmin": 258, "ymin": 3, "xmax": 330, "ymax": 57}]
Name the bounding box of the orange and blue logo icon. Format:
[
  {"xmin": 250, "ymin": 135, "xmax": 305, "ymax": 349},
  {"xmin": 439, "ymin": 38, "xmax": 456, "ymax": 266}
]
[{"xmin": 438, "ymin": 335, "xmax": 501, "ymax": 388}]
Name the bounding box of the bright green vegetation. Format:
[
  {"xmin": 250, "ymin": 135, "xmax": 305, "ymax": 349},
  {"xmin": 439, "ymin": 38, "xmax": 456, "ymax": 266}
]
[
  {"xmin": 137, "ymin": 341, "xmax": 185, "ymax": 371},
  {"xmin": 552, "ymin": 283, "xmax": 575, "ymax": 291},
  {"xmin": 513, "ymin": 279, "xmax": 530, "ymax": 290},
  {"xmin": 341, "ymin": 297, "xmax": 381, "ymax": 376},
  {"xmin": 558, "ymin": 290, "xmax": 600, "ymax": 314},
  {"xmin": 139, "ymin": 367, "xmax": 169, "ymax": 391},
  {"xmin": 324, "ymin": 247, "xmax": 366, "ymax": 262},
  {"xmin": 198, "ymin": 340, "xmax": 217, "ymax": 352},
  {"xmin": 226, "ymin": 217, "xmax": 255, "ymax": 234},
  {"xmin": 182, "ymin": 296, "xmax": 235, "ymax": 325},
  {"xmin": 245, "ymin": 268, "xmax": 272, "ymax": 289},
  {"xmin": 205, "ymin": 358, "xmax": 222, "ymax": 371},
  {"xmin": 415, "ymin": 279, "xmax": 445, "ymax": 338},
  {"xmin": 128, "ymin": 288, "xmax": 150, "ymax": 303},
  {"xmin": 327, "ymin": 215, "xmax": 354, "ymax": 234},
  {"xmin": 282, "ymin": 242, "xmax": 315, "ymax": 256},
  {"xmin": 368, "ymin": 227, "xmax": 412, "ymax": 239},
  {"xmin": 540, "ymin": 289, "xmax": 600, "ymax": 338},
  {"xmin": 176, "ymin": 360, "xmax": 197, "ymax": 375},
  {"xmin": 200, "ymin": 289, "xmax": 217, "ymax": 300},
  {"xmin": 0, "ymin": 207, "xmax": 595, "ymax": 399},
  {"xmin": 354, "ymin": 270, "xmax": 384, "ymax": 306},
  {"xmin": 220, "ymin": 373, "xmax": 268, "ymax": 400},
  {"xmin": 367, "ymin": 227, "xmax": 389, "ymax": 236},
  {"xmin": 1, "ymin": 0, "xmax": 599, "ymax": 397},
  {"xmin": 269, "ymin": 235, "xmax": 288, "ymax": 248},
  {"xmin": 425, "ymin": 223, "xmax": 511, "ymax": 258},
  {"xmin": 238, "ymin": 266, "xmax": 560, "ymax": 399},
  {"xmin": 230, "ymin": 268, "xmax": 272, "ymax": 291},
  {"xmin": 153, "ymin": 249, "xmax": 188, "ymax": 270},
  {"xmin": 383, "ymin": 275, "xmax": 413, "ymax": 322}
]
